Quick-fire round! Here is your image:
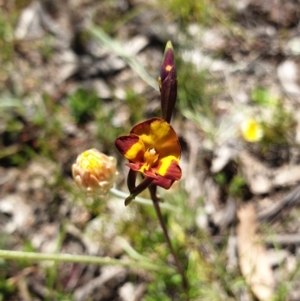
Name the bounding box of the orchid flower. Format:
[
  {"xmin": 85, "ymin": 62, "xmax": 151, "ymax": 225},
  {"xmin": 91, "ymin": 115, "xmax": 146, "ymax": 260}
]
[
  {"xmin": 115, "ymin": 118, "xmax": 181, "ymax": 202},
  {"xmin": 115, "ymin": 41, "xmax": 180, "ymax": 205}
]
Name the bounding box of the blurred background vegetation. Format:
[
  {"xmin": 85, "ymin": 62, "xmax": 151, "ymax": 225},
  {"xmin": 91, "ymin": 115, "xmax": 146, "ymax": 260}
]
[{"xmin": 1, "ymin": 0, "xmax": 300, "ymax": 300}]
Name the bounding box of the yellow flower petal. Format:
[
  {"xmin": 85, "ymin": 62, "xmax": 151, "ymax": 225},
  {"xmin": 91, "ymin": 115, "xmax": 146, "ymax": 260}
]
[
  {"xmin": 131, "ymin": 118, "xmax": 181, "ymax": 158},
  {"xmin": 241, "ymin": 118, "xmax": 263, "ymax": 142}
]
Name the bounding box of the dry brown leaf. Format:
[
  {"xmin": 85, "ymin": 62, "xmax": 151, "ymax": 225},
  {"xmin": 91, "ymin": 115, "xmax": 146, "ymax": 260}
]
[{"xmin": 237, "ymin": 203, "xmax": 275, "ymax": 301}]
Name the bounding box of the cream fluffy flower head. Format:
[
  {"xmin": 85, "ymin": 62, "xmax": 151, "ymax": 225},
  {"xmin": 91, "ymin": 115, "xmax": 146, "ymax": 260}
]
[{"xmin": 72, "ymin": 148, "xmax": 119, "ymax": 195}]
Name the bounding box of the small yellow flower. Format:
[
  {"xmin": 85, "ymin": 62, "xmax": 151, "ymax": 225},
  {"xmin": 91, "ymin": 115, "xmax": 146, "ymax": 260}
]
[
  {"xmin": 241, "ymin": 118, "xmax": 263, "ymax": 142},
  {"xmin": 72, "ymin": 149, "xmax": 118, "ymax": 195}
]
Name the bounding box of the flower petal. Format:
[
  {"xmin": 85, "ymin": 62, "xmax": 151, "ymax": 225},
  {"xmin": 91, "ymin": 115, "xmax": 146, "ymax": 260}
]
[
  {"xmin": 156, "ymin": 157, "xmax": 182, "ymax": 180},
  {"xmin": 124, "ymin": 177, "xmax": 154, "ymax": 206},
  {"xmin": 152, "ymin": 176, "xmax": 174, "ymax": 189},
  {"xmin": 126, "ymin": 162, "xmax": 142, "ymax": 172},
  {"xmin": 115, "ymin": 134, "xmax": 145, "ymax": 162},
  {"xmin": 144, "ymin": 170, "xmax": 174, "ymax": 189},
  {"xmin": 127, "ymin": 168, "xmax": 138, "ymax": 193},
  {"xmin": 131, "ymin": 118, "xmax": 181, "ymax": 159}
]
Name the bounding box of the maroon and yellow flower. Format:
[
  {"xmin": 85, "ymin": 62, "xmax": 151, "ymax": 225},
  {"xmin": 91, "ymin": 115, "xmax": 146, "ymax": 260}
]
[{"xmin": 115, "ymin": 118, "xmax": 181, "ymax": 190}]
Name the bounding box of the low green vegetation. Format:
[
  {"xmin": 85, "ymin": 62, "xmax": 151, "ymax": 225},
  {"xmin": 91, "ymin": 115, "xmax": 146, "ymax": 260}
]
[{"xmin": 0, "ymin": 1, "xmax": 299, "ymax": 300}]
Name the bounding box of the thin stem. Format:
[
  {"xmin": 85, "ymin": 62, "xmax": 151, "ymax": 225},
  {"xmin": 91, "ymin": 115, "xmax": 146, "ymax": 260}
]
[
  {"xmin": 109, "ymin": 187, "xmax": 177, "ymax": 212},
  {"xmin": 149, "ymin": 186, "xmax": 189, "ymax": 298},
  {"xmin": 117, "ymin": 236, "xmax": 152, "ymax": 263},
  {"xmin": 124, "ymin": 177, "xmax": 154, "ymax": 206},
  {"xmin": 0, "ymin": 249, "xmax": 175, "ymax": 274}
]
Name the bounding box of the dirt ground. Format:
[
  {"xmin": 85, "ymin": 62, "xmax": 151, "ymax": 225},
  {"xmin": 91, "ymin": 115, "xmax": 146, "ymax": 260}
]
[{"xmin": 2, "ymin": 0, "xmax": 300, "ymax": 300}]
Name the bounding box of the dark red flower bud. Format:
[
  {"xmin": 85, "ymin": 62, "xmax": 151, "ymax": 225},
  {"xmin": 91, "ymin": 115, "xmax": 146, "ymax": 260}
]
[{"xmin": 158, "ymin": 41, "xmax": 177, "ymax": 123}]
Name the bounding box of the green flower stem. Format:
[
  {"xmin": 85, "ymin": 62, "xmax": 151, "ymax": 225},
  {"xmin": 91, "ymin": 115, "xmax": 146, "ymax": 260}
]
[
  {"xmin": 117, "ymin": 236, "xmax": 152, "ymax": 263},
  {"xmin": 0, "ymin": 249, "xmax": 175, "ymax": 274},
  {"xmin": 109, "ymin": 187, "xmax": 177, "ymax": 212}
]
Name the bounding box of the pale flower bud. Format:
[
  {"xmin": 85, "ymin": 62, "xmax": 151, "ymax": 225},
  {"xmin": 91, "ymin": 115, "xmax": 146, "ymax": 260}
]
[{"xmin": 72, "ymin": 148, "xmax": 119, "ymax": 195}]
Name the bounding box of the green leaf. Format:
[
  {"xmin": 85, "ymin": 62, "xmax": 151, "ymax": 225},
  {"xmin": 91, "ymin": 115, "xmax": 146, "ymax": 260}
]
[{"xmin": 89, "ymin": 26, "xmax": 158, "ymax": 91}]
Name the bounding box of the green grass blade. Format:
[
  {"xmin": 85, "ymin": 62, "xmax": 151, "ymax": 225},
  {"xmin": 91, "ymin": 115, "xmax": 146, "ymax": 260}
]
[{"xmin": 89, "ymin": 26, "xmax": 158, "ymax": 91}]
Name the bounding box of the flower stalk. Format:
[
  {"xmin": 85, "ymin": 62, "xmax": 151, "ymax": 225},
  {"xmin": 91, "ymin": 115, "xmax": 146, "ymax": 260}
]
[
  {"xmin": 150, "ymin": 189, "xmax": 189, "ymax": 296},
  {"xmin": 109, "ymin": 187, "xmax": 177, "ymax": 211},
  {"xmin": 0, "ymin": 249, "xmax": 174, "ymax": 274}
]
